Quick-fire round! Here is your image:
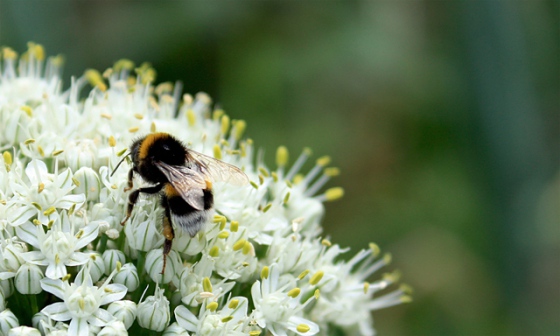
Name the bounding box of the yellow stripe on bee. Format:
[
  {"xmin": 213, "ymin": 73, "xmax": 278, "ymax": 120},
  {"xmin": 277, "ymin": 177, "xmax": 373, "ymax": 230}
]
[
  {"xmin": 164, "ymin": 184, "xmax": 181, "ymax": 197},
  {"xmin": 138, "ymin": 132, "xmax": 170, "ymax": 160}
]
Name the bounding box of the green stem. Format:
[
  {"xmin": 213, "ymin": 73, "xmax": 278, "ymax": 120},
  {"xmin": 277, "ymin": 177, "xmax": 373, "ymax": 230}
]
[
  {"xmin": 98, "ymin": 234, "xmax": 108, "ymax": 254},
  {"xmin": 133, "ymin": 250, "xmax": 147, "ymax": 302},
  {"xmin": 28, "ymin": 294, "xmax": 39, "ymax": 317}
]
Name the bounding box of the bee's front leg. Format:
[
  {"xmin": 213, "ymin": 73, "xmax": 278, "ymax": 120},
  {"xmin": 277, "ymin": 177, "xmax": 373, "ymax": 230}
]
[{"xmin": 121, "ymin": 184, "xmax": 163, "ymax": 226}]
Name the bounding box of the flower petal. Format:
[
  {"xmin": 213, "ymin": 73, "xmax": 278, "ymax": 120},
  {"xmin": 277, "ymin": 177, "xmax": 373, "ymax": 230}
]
[
  {"xmin": 74, "ymin": 223, "xmax": 99, "ymax": 250},
  {"xmin": 88, "ymin": 308, "xmax": 113, "ymax": 327},
  {"xmin": 287, "ymin": 316, "xmax": 319, "ymax": 335},
  {"xmin": 25, "ymin": 159, "xmax": 48, "ymax": 184},
  {"xmin": 174, "ymin": 305, "xmax": 198, "ymax": 332},
  {"xmin": 15, "ymin": 222, "xmax": 40, "ymax": 248},
  {"xmin": 46, "ymin": 262, "xmax": 67, "ymax": 279},
  {"xmin": 56, "ymin": 194, "xmax": 86, "ymax": 209},
  {"xmin": 7, "ymin": 205, "xmax": 36, "ymax": 227},
  {"xmin": 99, "ymin": 284, "xmax": 127, "ymax": 306},
  {"xmin": 41, "ymin": 302, "xmax": 71, "ymax": 321},
  {"xmin": 69, "ymin": 317, "xmax": 90, "ymax": 336},
  {"xmin": 40, "ymin": 278, "xmax": 65, "ymax": 299},
  {"xmin": 21, "ymin": 251, "xmax": 49, "ymax": 266}
]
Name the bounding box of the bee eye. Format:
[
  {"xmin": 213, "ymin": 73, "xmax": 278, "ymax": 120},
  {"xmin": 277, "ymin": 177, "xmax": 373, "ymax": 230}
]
[{"xmin": 162, "ymin": 144, "xmax": 170, "ymax": 151}]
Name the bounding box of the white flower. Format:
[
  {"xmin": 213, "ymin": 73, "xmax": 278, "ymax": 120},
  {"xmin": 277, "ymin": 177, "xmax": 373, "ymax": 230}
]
[
  {"xmin": 39, "ymin": 266, "xmax": 127, "ymax": 336},
  {"xmin": 18, "ymin": 213, "xmax": 98, "ymax": 279},
  {"xmin": 14, "ymin": 263, "xmax": 43, "ymax": 294},
  {"xmin": 136, "ymin": 285, "xmax": 170, "ymax": 332},
  {"xmin": 101, "ymin": 249, "xmax": 126, "ymax": 275},
  {"xmin": 106, "ymin": 300, "xmax": 137, "ymax": 330},
  {"xmin": 7, "ymin": 159, "xmax": 85, "ymax": 227},
  {"xmin": 7, "ymin": 326, "xmax": 41, "ymax": 336},
  {"xmin": 0, "ymin": 309, "xmax": 19, "ymax": 335},
  {"xmin": 97, "ymin": 320, "xmax": 127, "ymax": 336},
  {"xmin": 145, "ymin": 249, "xmax": 182, "ymax": 285},
  {"xmin": 251, "ymin": 264, "xmax": 319, "ymax": 336},
  {"xmin": 112, "ymin": 263, "xmax": 140, "ymax": 292},
  {"xmin": 175, "ymin": 297, "xmax": 249, "ymax": 336}
]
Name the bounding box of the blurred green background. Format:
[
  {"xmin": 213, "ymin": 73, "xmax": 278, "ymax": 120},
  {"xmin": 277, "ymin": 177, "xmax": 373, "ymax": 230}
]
[{"xmin": 1, "ymin": 1, "xmax": 558, "ymax": 335}]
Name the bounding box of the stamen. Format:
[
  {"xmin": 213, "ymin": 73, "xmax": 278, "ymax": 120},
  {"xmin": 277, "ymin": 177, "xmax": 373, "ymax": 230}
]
[
  {"xmin": 276, "ymin": 146, "xmax": 289, "ymax": 168},
  {"xmin": 202, "ymin": 277, "xmax": 213, "ymax": 292},
  {"xmin": 207, "ymin": 301, "xmax": 218, "ymax": 312},
  {"xmin": 228, "ymin": 299, "xmax": 239, "ymax": 309},
  {"xmin": 285, "ymin": 147, "xmax": 312, "ymax": 181},
  {"xmin": 261, "ymin": 266, "xmax": 269, "ymax": 280}
]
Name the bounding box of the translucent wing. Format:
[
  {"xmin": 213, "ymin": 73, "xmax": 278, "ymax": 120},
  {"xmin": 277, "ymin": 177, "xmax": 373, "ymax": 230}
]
[
  {"xmin": 186, "ymin": 150, "xmax": 249, "ymax": 186},
  {"xmin": 154, "ymin": 161, "xmax": 207, "ymax": 210}
]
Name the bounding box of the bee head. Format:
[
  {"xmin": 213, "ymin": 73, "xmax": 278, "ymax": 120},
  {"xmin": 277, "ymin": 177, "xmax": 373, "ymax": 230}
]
[{"xmin": 145, "ymin": 133, "xmax": 187, "ymax": 166}]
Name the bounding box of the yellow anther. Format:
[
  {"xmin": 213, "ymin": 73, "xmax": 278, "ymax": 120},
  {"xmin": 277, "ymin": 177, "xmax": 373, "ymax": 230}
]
[
  {"xmin": 150, "ymin": 122, "xmax": 157, "ymax": 133},
  {"xmin": 364, "ymin": 282, "xmax": 370, "ymax": 294},
  {"xmin": 249, "ymin": 331, "xmax": 262, "ymax": 336},
  {"xmin": 21, "ymin": 105, "xmax": 33, "ymax": 117},
  {"xmin": 155, "ymin": 82, "xmax": 173, "ymax": 95},
  {"xmin": 276, "ymin": 146, "xmax": 289, "ymax": 167},
  {"xmin": 230, "ymin": 221, "xmax": 239, "ymax": 232},
  {"xmin": 43, "ymin": 207, "xmax": 56, "ymax": 216},
  {"xmin": 54, "ymin": 253, "xmax": 60, "ymax": 264},
  {"xmin": 128, "ymin": 126, "xmax": 139, "ymax": 133},
  {"xmin": 2, "ymin": 47, "xmax": 17, "ymax": 60},
  {"xmin": 297, "ymin": 270, "xmax": 310, "ymax": 280},
  {"xmin": 309, "ymin": 271, "xmax": 324, "ymax": 285},
  {"xmin": 24, "ymin": 139, "xmax": 35, "ymax": 145},
  {"xmin": 133, "ymin": 113, "xmax": 144, "ymax": 120},
  {"xmin": 32, "ymin": 43, "xmax": 45, "ymax": 60},
  {"xmin": 206, "ymin": 301, "xmax": 218, "ymax": 312},
  {"xmin": 314, "ymin": 289, "xmax": 320, "ymax": 300},
  {"xmin": 324, "ymin": 167, "xmax": 340, "ymax": 177},
  {"xmin": 183, "ymin": 94, "xmax": 193, "ymax": 105},
  {"xmin": 228, "ymin": 299, "xmax": 239, "ymax": 309},
  {"xmin": 209, "ymin": 246, "xmax": 220, "ymax": 257},
  {"xmin": 220, "ymin": 115, "xmax": 230, "ymax": 135},
  {"xmin": 78, "ymin": 298, "xmax": 85, "ymax": 310},
  {"xmin": 3, "ymin": 152, "xmax": 12, "ymax": 166},
  {"xmin": 383, "ymin": 253, "xmax": 392, "ymax": 264},
  {"xmin": 72, "ymin": 177, "xmax": 80, "ymax": 187},
  {"xmin": 61, "ymin": 273, "xmax": 71, "ymax": 281},
  {"xmin": 213, "ymin": 215, "xmax": 226, "ymax": 223},
  {"xmin": 324, "ymin": 187, "xmax": 344, "ymax": 201},
  {"xmin": 0, "ymin": 200, "xmax": 6, "ymax": 206},
  {"xmin": 108, "ymin": 136, "xmax": 116, "ymax": 147},
  {"xmin": 293, "ymin": 174, "xmax": 304, "ymax": 185},
  {"xmin": 37, "ymin": 146, "xmax": 45, "ymax": 157},
  {"xmin": 258, "ymin": 175, "xmax": 264, "ymax": 185},
  {"xmin": 220, "ymin": 139, "xmax": 230, "ymax": 147},
  {"xmin": 213, "ymin": 144, "xmax": 222, "ymax": 160},
  {"xmin": 104, "ymin": 287, "xmax": 114, "ymax": 293},
  {"xmin": 233, "ymin": 239, "xmax": 246, "ymax": 251},
  {"xmin": 233, "ymin": 120, "xmax": 246, "ymax": 140},
  {"xmin": 217, "ymin": 231, "xmax": 230, "ymax": 239},
  {"xmin": 262, "ymin": 203, "xmax": 272, "ymax": 213},
  {"xmin": 186, "ymin": 109, "xmax": 196, "ymax": 126},
  {"xmin": 296, "ymin": 324, "xmax": 310, "ymax": 333},
  {"xmin": 383, "ymin": 270, "xmax": 401, "ymax": 283},
  {"xmin": 271, "ymin": 172, "xmax": 278, "ymax": 182},
  {"xmin": 37, "ymin": 183, "xmax": 45, "ymax": 193},
  {"xmin": 369, "ymin": 243, "xmax": 380, "ymax": 257},
  {"xmin": 400, "ymin": 284, "xmax": 413, "ymax": 294},
  {"xmin": 221, "ymin": 316, "xmax": 233, "ymax": 323},
  {"xmin": 113, "ymin": 59, "xmax": 135, "ymax": 72},
  {"xmin": 52, "ymin": 149, "xmax": 64, "ymax": 156},
  {"xmin": 242, "ymin": 241, "xmax": 252, "ymax": 255},
  {"xmin": 258, "ymin": 167, "xmax": 269, "ymax": 177},
  {"xmin": 31, "ymin": 202, "xmax": 42, "ymax": 210},
  {"xmin": 287, "ymin": 288, "xmax": 301, "ymax": 298},
  {"xmin": 401, "ymin": 295, "xmax": 413, "ymax": 303},
  {"xmin": 283, "ymin": 192, "xmax": 291, "ymax": 205},
  {"xmin": 84, "ymin": 69, "xmax": 107, "ymax": 91},
  {"xmin": 321, "ymin": 239, "xmax": 332, "ymax": 247},
  {"xmin": 250, "ymin": 181, "xmax": 259, "ymax": 189},
  {"xmin": 101, "ymin": 113, "xmax": 112, "ymax": 119},
  {"xmin": 316, "ymin": 156, "xmax": 331, "ymax": 167},
  {"xmin": 202, "ymin": 277, "xmax": 213, "ymax": 292},
  {"xmin": 136, "ymin": 62, "xmax": 156, "ymax": 84},
  {"xmin": 68, "ymin": 204, "xmax": 76, "ymax": 215},
  {"xmin": 213, "ymin": 109, "xmax": 224, "ymax": 121},
  {"xmin": 116, "ymin": 261, "xmax": 122, "ymax": 272},
  {"xmin": 90, "ymin": 254, "xmax": 97, "ymax": 260},
  {"xmin": 261, "ymin": 266, "xmax": 269, "ymax": 280},
  {"xmin": 102, "ymin": 68, "xmax": 113, "ymax": 78}
]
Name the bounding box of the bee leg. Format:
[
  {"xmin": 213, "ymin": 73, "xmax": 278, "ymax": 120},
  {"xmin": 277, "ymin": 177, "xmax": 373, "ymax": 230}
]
[
  {"xmin": 161, "ymin": 206, "xmax": 174, "ymax": 275},
  {"xmin": 123, "ymin": 168, "xmax": 134, "ymax": 192},
  {"xmin": 121, "ymin": 184, "xmax": 163, "ymax": 226}
]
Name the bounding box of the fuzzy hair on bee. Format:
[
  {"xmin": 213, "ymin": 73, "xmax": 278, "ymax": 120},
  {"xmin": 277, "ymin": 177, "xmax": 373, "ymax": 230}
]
[{"xmin": 114, "ymin": 132, "xmax": 249, "ymax": 274}]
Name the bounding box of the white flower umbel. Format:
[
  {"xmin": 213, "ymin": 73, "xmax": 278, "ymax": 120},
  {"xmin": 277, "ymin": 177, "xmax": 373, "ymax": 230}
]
[
  {"xmin": 39, "ymin": 266, "xmax": 127, "ymax": 336},
  {"xmin": 0, "ymin": 44, "xmax": 408, "ymax": 334}
]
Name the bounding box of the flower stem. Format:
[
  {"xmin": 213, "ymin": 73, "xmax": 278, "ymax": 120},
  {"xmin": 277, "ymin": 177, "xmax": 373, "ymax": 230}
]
[
  {"xmin": 28, "ymin": 293, "xmax": 39, "ymax": 317},
  {"xmin": 98, "ymin": 234, "xmax": 108, "ymax": 254}
]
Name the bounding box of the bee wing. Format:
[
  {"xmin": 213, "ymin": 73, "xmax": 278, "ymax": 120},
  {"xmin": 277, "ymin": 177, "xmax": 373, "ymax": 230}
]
[
  {"xmin": 154, "ymin": 161, "xmax": 207, "ymax": 210},
  {"xmin": 186, "ymin": 150, "xmax": 250, "ymax": 186}
]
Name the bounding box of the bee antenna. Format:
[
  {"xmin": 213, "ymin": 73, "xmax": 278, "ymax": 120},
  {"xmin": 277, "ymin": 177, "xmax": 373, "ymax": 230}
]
[{"xmin": 111, "ymin": 153, "xmax": 130, "ymax": 177}]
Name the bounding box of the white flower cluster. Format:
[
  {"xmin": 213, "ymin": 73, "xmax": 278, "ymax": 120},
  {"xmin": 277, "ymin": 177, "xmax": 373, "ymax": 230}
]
[{"xmin": 0, "ymin": 43, "xmax": 410, "ymax": 336}]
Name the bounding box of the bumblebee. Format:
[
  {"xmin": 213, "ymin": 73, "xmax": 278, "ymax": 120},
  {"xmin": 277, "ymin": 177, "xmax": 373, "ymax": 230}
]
[{"xmin": 115, "ymin": 132, "xmax": 249, "ymax": 274}]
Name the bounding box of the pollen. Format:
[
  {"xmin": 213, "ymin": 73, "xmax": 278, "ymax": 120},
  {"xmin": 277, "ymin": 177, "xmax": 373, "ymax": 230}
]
[
  {"xmin": 261, "ymin": 266, "xmax": 269, "ymax": 280},
  {"xmin": 262, "ymin": 203, "xmax": 272, "ymax": 213},
  {"xmin": 233, "ymin": 120, "xmax": 246, "ymax": 140},
  {"xmin": 228, "ymin": 299, "xmax": 239, "ymax": 309},
  {"xmin": 324, "ymin": 187, "xmax": 344, "ymax": 201},
  {"xmin": 213, "ymin": 144, "xmax": 222, "ymax": 160},
  {"xmin": 128, "ymin": 126, "xmax": 139, "ymax": 133},
  {"xmin": 296, "ymin": 324, "xmax": 311, "ymax": 333},
  {"xmin": 324, "ymin": 167, "xmax": 340, "ymax": 177},
  {"xmin": 108, "ymin": 136, "xmax": 116, "ymax": 147},
  {"xmin": 298, "ymin": 270, "xmax": 310, "ymax": 280},
  {"xmin": 134, "ymin": 113, "xmax": 144, "ymax": 120},
  {"xmin": 202, "ymin": 277, "xmax": 213, "ymax": 292},
  {"xmin": 230, "ymin": 221, "xmax": 239, "ymax": 232},
  {"xmin": 84, "ymin": 69, "xmax": 107, "ymax": 91},
  {"xmin": 316, "ymin": 155, "xmax": 331, "ymax": 167},
  {"xmin": 24, "ymin": 139, "xmax": 35, "ymax": 145},
  {"xmin": 233, "ymin": 239, "xmax": 246, "ymax": 251},
  {"xmin": 309, "ymin": 271, "xmax": 324, "ymax": 285},
  {"xmin": 369, "ymin": 242, "xmax": 380, "ymax": 257},
  {"xmin": 287, "ymin": 288, "xmax": 301, "ymax": 298},
  {"xmin": 43, "ymin": 207, "xmax": 56, "ymax": 216},
  {"xmin": 209, "ymin": 246, "xmax": 219, "ymax": 257},
  {"xmin": 3, "ymin": 152, "xmax": 12, "ymax": 166},
  {"xmin": 217, "ymin": 231, "xmax": 230, "ymax": 239},
  {"xmin": 221, "ymin": 316, "xmax": 233, "ymax": 323},
  {"xmin": 52, "ymin": 149, "xmax": 64, "ymax": 156},
  {"xmin": 321, "ymin": 239, "xmax": 332, "ymax": 247}
]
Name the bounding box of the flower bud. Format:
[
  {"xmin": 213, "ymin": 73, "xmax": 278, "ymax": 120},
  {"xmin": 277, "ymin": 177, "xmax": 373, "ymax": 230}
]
[
  {"xmin": 98, "ymin": 320, "xmax": 127, "ymax": 336},
  {"xmin": 0, "ymin": 309, "xmax": 19, "ymax": 335},
  {"xmin": 73, "ymin": 167, "xmax": 101, "ymax": 201},
  {"xmin": 107, "ymin": 300, "xmax": 137, "ymax": 330},
  {"xmin": 0, "ymin": 279, "xmax": 14, "ymax": 298},
  {"xmin": 137, "ymin": 286, "xmax": 170, "ymax": 332},
  {"xmin": 102, "ymin": 249, "xmax": 126, "ymax": 275},
  {"xmin": 64, "ymin": 139, "xmax": 99, "ymax": 172},
  {"xmin": 124, "ymin": 210, "xmax": 162, "ymax": 252},
  {"xmin": 1, "ymin": 241, "xmax": 26, "ymax": 272},
  {"xmin": 14, "ymin": 264, "xmax": 43, "ymax": 294},
  {"xmin": 31, "ymin": 313, "xmax": 48, "ymax": 335},
  {"xmin": 78, "ymin": 252, "xmax": 105, "ymax": 283},
  {"xmin": 113, "ymin": 263, "xmax": 139, "ymax": 292},
  {"xmin": 163, "ymin": 322, "xmax": 190, "ymax": 336},
  {"xmin": 145, "ymin": 249, "xmax": 181, "ymax": 285},
  {"xmin": 7, "ymin": 326, "xmax": 41, "ymax": 336}
]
